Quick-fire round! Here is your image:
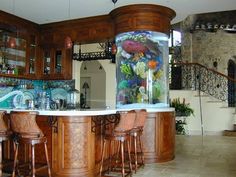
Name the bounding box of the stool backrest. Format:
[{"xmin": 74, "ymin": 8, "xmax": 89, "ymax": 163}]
[
  {"xmin": 0, "ymin": 111, "xmax": 7, "ymax": 134},
  {"xmin": 115, "ymin": 110, "xmax": 136, "ymax": 132},
  {"xmin": 133, "ymin": 109, "xmax": 147, "ymax": 129},
  {"xmin": 10, "ymin": 111, "xmax": 43, "ymax": 138}
]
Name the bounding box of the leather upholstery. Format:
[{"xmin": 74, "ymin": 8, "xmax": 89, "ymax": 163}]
[
  {"xmin": 10, "ymin": 111, "xmax": 43, "ymax": 138},
  {"xmin": 133, "ymin": 109, "xmax": 147, "ymax": 129},
  {"xmin": 0, "ymin": 111, "xmax": 7, "ymax": 135},
  {"xmin": 114, "ymin": 110, "xmax": 136, "ymax": 132}
]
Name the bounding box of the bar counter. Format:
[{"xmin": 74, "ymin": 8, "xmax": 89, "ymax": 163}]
[{"xmin": 2, "ymin": 108, "xmax": 175, "ymax": 177}]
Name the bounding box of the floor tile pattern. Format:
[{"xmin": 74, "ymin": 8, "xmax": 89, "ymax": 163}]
[
  {"xmin": 3, "ymin": 135, "xmax": 236, "ymax": 177},
  {"xmin": 133, "ymin": 135, "xmax": 236, "ymax": 177}
]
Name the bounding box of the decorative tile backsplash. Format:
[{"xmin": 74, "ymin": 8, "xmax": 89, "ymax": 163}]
[{"xmin": 0, "ymin": 77, "xmax": 75, "ymax": 109}]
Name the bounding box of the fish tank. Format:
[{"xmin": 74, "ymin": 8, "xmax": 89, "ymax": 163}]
[{"xmin": 116, "ymin": 30, "xmax": 169, "ymax": 109}]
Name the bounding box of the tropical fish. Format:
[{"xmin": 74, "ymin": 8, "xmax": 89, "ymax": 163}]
[
  {"xmin": 148, "ymin": 60, "xmax": 158, "ymax": 70},
  {"xmin": 122, "ymin": 40, "xmax": 148, "ymax": 54}
]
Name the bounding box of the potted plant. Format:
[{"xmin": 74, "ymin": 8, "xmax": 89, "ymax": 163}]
[
  {"xmin": 170, "ymin": 98, "xmax": 194, "ymax": 117},
  {"xmin": 170, "ymin": 98, "xmax": 194, "ymax": 135}
]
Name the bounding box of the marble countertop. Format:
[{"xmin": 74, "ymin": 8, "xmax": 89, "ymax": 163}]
[{"xmin": 2, "ymin": 107, "xmax": 175, "ymax": 116}]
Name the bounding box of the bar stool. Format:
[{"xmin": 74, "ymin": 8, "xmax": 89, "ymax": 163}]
[
  {"xmin": 131, "ymin": 109, "xmax": 147, "ymax": 173},
  {"xmin": 100, "ymin": 110, "xmax": 136, "ymax": 177},
  {"xmin": 0, "ymin": 110, "xmax": 9, "ymax": 177},
  {"xmin": 10, "ymin": 111, "xmax": 51, "ymax": 177}
]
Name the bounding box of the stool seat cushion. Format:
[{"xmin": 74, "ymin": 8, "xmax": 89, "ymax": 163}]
[
  {"xmin": 10, "ymin": 111, "xmax": 43, "ymax": 138},
  {"xmin": 133, "ymin": 109, "xmax": 147, "ymax": 129}
]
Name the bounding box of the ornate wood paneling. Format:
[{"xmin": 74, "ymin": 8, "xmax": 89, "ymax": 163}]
[
  {"xmin": 110, "ymin": 4, "xmax": 176, "ymax": 35},
  {"xmin": 142, "ymin": 113, "xmax": 156, "ymax": 154},
  {"xmin": 40, "ymin": 15, "xmax": 114, "ymax": 44},
  {"xmin": 143, "ymin": 112, "xmax": 175, "ymax": 163},
  {"xmin": 0, "ymin": 10, "xmax": 39, "ymax": 37},
  {"xmin": 2, "ymin": 112, "xmax": 175, "ymax": 176},
  {"xmin": 53, "ymin": 116, "xmax": 95, "ymax": 177},
  {"xmin": 36, "ymin": 116, "xmax": 53, "ymax": 164}
]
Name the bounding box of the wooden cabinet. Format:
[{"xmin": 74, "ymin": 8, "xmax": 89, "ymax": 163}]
[
  {"xmin": 0, "ymin": 32, "xmax": 27, "ymax": 76},
  {"xmin": 2, "ymin": 111, "xmax": 175, "ymax": 177},
  {"xmin": 51, "ymin": 116, "xmax": 95, "ymax": 177},
  {"xmin": 0, "ymin": 28, "xmax": 73, "ymax": 80},
  {"xmin": 143, "ymin": 112, "xmax": 175, "ymax": 163},
  {"xmin": 25, "ymin": 35, "xmax": 38, "ymax": 77},
  {"xmin": 0, "ymin": 10, "xmax": 40, "ymax": 79},
  {"xmin": 41, "ymin": 47, "xmax": 72, "ymax": 80}
]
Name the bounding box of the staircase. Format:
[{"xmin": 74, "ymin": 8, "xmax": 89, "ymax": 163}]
[{"xmin": 170, "ymin": 62, "xmax": 236, "ymax": 135}]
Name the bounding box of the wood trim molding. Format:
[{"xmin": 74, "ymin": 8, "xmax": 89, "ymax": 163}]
[{"xmin": 110, "ymin": 4, "xmax": 176, "ymax": 35}]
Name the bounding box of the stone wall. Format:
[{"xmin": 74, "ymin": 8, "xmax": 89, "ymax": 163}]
[
  {"xmin": 192, "ymin": 30, "xmax": 236, "ymax": 74},
  {"xmin": 180, "ymin": 11, "xmax": 236, "ymax": 75}
]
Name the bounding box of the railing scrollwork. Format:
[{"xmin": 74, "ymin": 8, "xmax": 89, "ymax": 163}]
[
  {"xmin": 91, "ymin": 114, "xmax": 120, "ymax": 133},
  {"xmin": 170, "ymin": 62, "xmax": 235, "ymax": 107},
  {"xmin": 47, "ymin": 116, "xmax": 58, "ymax": 133}
]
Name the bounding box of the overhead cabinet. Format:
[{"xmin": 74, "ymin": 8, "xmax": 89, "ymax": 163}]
[{"xmin": 41, "ymin": 47, "xmax": 72, "ymax": 80}]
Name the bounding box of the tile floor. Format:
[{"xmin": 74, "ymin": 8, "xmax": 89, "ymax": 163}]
[
  {"xmin": 133, "ymin": 135, "xmax": 236, "ymax": 177},
  {"xmin": 3, "ymin": 135, "xmax": 236, "ymax": 177}
]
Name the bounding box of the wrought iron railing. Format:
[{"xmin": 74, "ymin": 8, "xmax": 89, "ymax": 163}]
[{"xmin": 170, "ymin": 62, "xmax": 236, "ymax": 107}]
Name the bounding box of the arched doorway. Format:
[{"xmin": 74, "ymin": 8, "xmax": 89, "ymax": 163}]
[
  {"xmin": 80, "ymin": 60, "xmax": 106, "ymax": 109},
  {"xmin": 228, "ymin": 59, "xmax": 236, "ymax": 107}
]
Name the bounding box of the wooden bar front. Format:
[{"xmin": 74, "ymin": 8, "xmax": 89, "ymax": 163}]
[
  {"xmin": 45, "ymin": 111, "xmax": 175, "ymax": 176},
  {"xmin": 2, "ymin": 111, "xmax": 175, "ymax": 177}
]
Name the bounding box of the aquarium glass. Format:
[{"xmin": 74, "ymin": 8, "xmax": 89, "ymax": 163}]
[{"xmin": 116, "ymin": 31, "xmax": 169, "ymax": 109}]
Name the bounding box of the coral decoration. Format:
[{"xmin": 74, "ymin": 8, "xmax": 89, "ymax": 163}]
[
  {"xmin": 122, "ymin": 40, "xmax": 148, "ymax": 54},
  {"xmin": 134, "ymin": 62, "xmax": 147, "ymax": 79},
  {"xmin": 140, "ymin": 80, "xmax": 146, "ymax": 87},
  {"xmin": 116, "ymin": 31, "xmax": 167, "ymax": 107}
]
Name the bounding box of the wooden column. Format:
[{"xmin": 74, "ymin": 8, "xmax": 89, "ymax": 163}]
[
  {"xmin": 110, "ymin": 4, "xmax": 176, "ymax": 35},
  {"xmin": 52, "ymin": 116, "xmax": 95, "ymax": 177},
  {"xmin": 143, "ymin": 112, "xmax": 175, "ymax": 163},
  {"xmin": 110, "ymin": 4, "xmax": 176, "ymax": 164}
]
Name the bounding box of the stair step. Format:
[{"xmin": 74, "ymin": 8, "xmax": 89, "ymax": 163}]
[
  {"xmin": 223, "ymin": 130, "xmax": 236, "ymax": 137},
  {"xmin": 194, "ymin": 94, "xmax": 209, "ymax": 97},
  {"xmin": 206, "ymin": 100, "xmax": 222, "ymax": 103},
  {"xmin": 219, "ymin": 106, "xmax": 235, "ymax": 109}
]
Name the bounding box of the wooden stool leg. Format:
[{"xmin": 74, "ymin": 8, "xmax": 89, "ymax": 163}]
[
  {"xmin": 12, "ymin": 143, "xmax": 19, "ymax": 177},
  {"xmin": 120, "ymin": 140, "xmax": 125, "ymax": 177},
  {"xmin": 108, "ymin": 140, "xmax": 112, "ymax": 173},
  {"xmin": 138, "ymin": 133, "xmax": 144, "ymax": 166},
  {"xmin": 28, "ymin": 144, "xmax": 32, "ymax": 175},
  {"xmin": 134, "ymin": 134, "xmax": 138, "ymax": 172},
  {"xmin": 127, "ymin": 139, "xmax": 133, "ymax": 175},
  {"xmin": 31, "ymin": 144, "xmax": 36, "ymax": 177},
  {"xmin": 99, "ymin": 139, "xmax": 106, "ymax": 176},
  {"xmin": 44, "ymin": 142, "xmax": 52, "ymax": 177},
  {"xmin": 0, "ymin": 141, "xmax": 2, "ymax": 177},
  {"xmin": 113, "ymin": 141, "xmax": 120, "ymax": 171}
]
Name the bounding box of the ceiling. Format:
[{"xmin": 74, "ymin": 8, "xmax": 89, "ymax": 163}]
[{"xmin": 0, "ymin": 0, "xmax": 236, "ymax": 25}]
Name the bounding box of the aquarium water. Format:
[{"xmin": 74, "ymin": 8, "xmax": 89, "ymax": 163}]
[{"xmin": 115, "ymin": 31, "xmax": 169, "ymax": 109}]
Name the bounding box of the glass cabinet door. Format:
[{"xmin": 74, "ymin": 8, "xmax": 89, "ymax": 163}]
[
  {"xmin": 0, "ymin": 32, "xmax": 26, "ymax": 75},
  {"xmin": 55, "ymin": 50, "xmax": 62, "ymax": 74},
  {"xmin": 29, "ymin": 35, "xmax": 36, "ymax": 74},
  {"xmin": 43, "ymin": 50, "xmax": 51, "ymax": 74}
]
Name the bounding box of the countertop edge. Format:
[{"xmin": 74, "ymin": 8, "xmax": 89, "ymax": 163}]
[{"xmin": 1, "ymin": 107, "xmax": 175, "ymax": 116}]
